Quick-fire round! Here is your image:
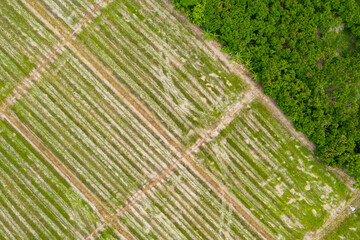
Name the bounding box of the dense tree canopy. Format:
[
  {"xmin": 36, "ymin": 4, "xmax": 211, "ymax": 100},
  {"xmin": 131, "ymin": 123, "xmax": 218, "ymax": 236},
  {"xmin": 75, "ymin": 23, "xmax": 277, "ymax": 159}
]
[{"xmin": 173, "ymin": 0, "xmax": 360, "ymax": 185}]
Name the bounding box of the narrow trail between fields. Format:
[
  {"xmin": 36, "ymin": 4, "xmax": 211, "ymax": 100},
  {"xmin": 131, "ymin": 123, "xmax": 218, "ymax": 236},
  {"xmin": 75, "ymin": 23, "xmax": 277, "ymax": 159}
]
[
  {"xmin": 0, "ymin": 0, "xmax": 133, "ymax": 237},
  {"xmin": 0, "ymin": 0, "xmax": 112, "ymax": 113},
  {"xmin": 304, "ymin": 191, "xmax": 360, "ymax": 240},
  {"xmin": 83, "ymin": 90, "xmax": 273, "ymax": 240},
  {"xmin": 0, "ymin": 112, "xmax": 110, "ymax": 221},
  {"xmin": 3, "ymin": 0, "xmax": 357, "ymax": 239}
]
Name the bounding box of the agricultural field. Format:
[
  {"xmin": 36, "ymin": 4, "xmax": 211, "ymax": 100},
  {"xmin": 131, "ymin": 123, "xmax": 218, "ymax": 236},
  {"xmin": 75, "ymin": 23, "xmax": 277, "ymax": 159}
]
[
  {"xmin": 194, "ymin": 101, "xmax": 350, "ymax": 239},
  {"xmin": 10, "ymin": 48, "xmax": 178, "ymax": 211},
  {"xmin": 0, "ymin": 0, "xmax": 58, "ymax": 101},
  {"xmin": 76, "ymin": 0, "xmax": 246, "ymax": 145},
  {"xmin": 117, "ymin": 164, "xmax": 258, "ymax": 240},
  {"xmin": 325, "ymin": 209, "xmax": 360, "ymax": 240},
  {"xmin": 32, "ymin": 0, "xmax": 102, "ymax": 30},
  {"xmin": 0, "ymin": 119, "xmax": 100, "ymax": 239},
  {"xmin": 0, "ymin": 0, "xmax": 358, "ymax": 239}
]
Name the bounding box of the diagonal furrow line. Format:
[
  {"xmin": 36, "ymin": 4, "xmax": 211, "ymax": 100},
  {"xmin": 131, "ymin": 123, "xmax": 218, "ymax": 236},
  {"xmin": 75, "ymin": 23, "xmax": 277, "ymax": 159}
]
[
  {"xmin": 0, "ymin": 0, "xmax": 134, "ymax": 238},
  {"xmin": 3, "ymin": 1, "xmax": 271, "ymax": 239},
  {"xmin": 84, "ymin": 91, "xmax": 259, "ymax": 239},
  {"xmin": 69, "ymin": 37, "xmax": 273, "ymax": 239},
  {"xmin": 0, "ymin": 0, "xmax": 112, "ymax": 113},
  {"xmin": 0, "ymin": 111, "xmax": 110, "ymax": 219},
  {"xmin": 304, "ymin": 192, "xmax": 360, "ymax": 240},
  {"xmin": 1, "ymin": 110, "xmax": 136, "ymax": 239}
]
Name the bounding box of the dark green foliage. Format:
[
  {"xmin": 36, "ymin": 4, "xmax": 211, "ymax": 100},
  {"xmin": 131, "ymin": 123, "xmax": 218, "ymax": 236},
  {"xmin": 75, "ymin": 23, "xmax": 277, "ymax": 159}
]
[
  {"xmin": 172, "ymin": 0, "xmax": 205, "ymax": 25},
  {"xmin": 173, "ymin": 0, "xmax": 360, "ymax": 185}
]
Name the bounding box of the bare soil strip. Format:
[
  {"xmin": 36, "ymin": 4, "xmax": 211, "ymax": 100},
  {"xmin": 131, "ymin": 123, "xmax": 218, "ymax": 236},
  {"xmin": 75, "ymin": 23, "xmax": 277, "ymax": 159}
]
[
  {"xmin": 304, "ymin": 192, "xmax": 360, "ymax": 240},
  {"xmin": 84, "ymin": 90, "xmax": 273, "ymax": 240},
  {"xmin": 161, "ymin": 1, "xmax": 360, "ymax": 238},
  {"xmin": 111, "ymin": 222, "xmax": 136, "ymax": 240},
  {"xmin": 0, "ymin": 0, "xmax": 136, "ymax": 238},
  {"xmin": 1, "ymin": 111, "xmax": 109, "ymax": 219},
  {"xmin": 20, "ymin": 0, "xmax": 69, "ymax": 37},
  {"xmin": 161, "ymin": 0, "xmax": 317, "ymax": 155},
  {"xmin": 0, "ymin": 0, "xmax": 112, "ymax": 113}
]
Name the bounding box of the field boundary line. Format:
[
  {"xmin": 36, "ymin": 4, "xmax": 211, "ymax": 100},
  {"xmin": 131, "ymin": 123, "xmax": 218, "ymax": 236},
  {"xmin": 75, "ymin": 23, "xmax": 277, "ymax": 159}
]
[
  {"xmin": 304, "ymin": 192, "xmax": 360, "ymax": 240},
  {"xmin": 160, "ymin": 0, "xmax": 317, "ymax": 154},
  {"xmin": 84, "ymin": 91, "xmax": 273, "ymax": 240},
  {"xmin": 68, "ymin": 24, "xmax": 273, "ymax": 239},
  {"xmin": 0, "ymin": 111, "xmax": 110, "ymax": 219},
  {"xmin": 0, "ymin": 0, "xmax": 112, "ymax": 113},
  {"xmin": 1, "ymin": 111, "xmax": 136, "ymax": 239}
]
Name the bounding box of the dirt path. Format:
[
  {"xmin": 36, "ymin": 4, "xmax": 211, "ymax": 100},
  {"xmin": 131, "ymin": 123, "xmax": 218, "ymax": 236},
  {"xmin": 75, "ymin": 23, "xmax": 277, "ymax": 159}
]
[
  {"xmin": 84, "ymin": 90, "xmax": 274, "ymax": 240},
  {"xmin": 1, "ymin": 111, "xmax": 109, "ymax": 219},
  {"xmin": 304, "ymin": 192, "xmax": 360, "ymax": 240},
  {"xmin": 0, "ymin": 0, "xmax": 112, "ymax": 113},
  {"xmin": 5, "ymin": 0, "xmax": 355, "ymax": 239},
  {"xmin": 0, "ymin": 0, "xmax": 134, "ymax": 238}
]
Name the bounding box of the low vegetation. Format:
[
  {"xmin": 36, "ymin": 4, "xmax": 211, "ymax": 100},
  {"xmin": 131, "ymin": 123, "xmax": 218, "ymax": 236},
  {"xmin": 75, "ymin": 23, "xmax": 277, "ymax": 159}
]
[
  {"xmin": 173, "ymin": 0, "xmax": 360, "ymax": 186},
  {"xmin": 0, "ymin": 0, "xmax": 57, "ymax": 101},
  {"xmin": 325, "ymin": 209, "xmax": 360, "ymax": 239},
  {"xmin": 0, "ymin": 120, "xmax": 100, "ymax": 239},
  {"xmin": 196, "ymin": 101, "xmax": 349, "ymax": 239},
  {"xmin": 0, "ymin": 0, "xmax": 357, "ymax": 239}
]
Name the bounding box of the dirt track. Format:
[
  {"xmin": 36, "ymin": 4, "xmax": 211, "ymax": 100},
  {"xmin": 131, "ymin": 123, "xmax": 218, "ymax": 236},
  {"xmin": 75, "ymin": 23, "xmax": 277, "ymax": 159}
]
[
  {"xmin": 2, "ymin": 112, "xmax": 109, "ymax": 219},
  {"xmin": 2, "ymin": 0, "xmax": 358, "ymax": 239},
  {"xmin": 83, "ymin": 90, "xmax": 275, "ymax": 240}
]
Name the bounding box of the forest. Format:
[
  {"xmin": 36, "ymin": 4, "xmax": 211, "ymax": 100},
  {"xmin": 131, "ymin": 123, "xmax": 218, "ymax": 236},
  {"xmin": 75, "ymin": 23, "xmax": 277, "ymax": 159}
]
[{"xmin": 173, "ymin": 0, "xmax": 360, "ymax": 185}]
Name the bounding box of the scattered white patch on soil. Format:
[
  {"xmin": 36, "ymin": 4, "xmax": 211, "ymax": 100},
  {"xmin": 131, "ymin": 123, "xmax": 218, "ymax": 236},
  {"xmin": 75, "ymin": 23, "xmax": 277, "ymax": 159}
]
[
  {"xmin": 312, "ymin": 209, "xmax": 318, "ymax": 216},
  {"xmin": 275, "ymin": 185, "xmax": 284, "ymax": 196},
  {"xmin": 200, "ymin": 97, "xmax": 207, "ymax": 103},
  {"xmin": 209, "ymin": 73, "xmax": 219, "ymax": 78},
  {"xmin": 223, "ymin": 231, "xmax": 230, "ymax": 238},
  {"xmin": 323, "ymin": 204, "xmax": 331, "ymax": 211},
  {"xmin": 287, "ymin": 198, "xmax": 296, "ymax": 204},
  {"xmin": 323, "ymin": 184, "xmax": 333, "ymax": 193}
]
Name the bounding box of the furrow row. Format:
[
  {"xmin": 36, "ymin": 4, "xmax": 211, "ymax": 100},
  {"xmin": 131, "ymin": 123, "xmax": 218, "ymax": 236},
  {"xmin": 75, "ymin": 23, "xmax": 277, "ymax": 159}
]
[
  {"xmin": 0, "ymin": 0, "xmax": 58, "ymax": 101},
  {"xmin": 0, "ymin": 118, "xmax": 101, "ymax": 240},
  {"xmin": 10, "ymin": 49, "xmax": 177, "ymax": 211},
  {"xmin": 195, "ymin": 101, "xmax": 349, "ymax": 239},
  {"xmin": 117, "ymin": 165, "xmax": 259, "ymax": 240},
  {"xmin": 77, "ymin": 0, "xmax": 245, "ymax": 146}
]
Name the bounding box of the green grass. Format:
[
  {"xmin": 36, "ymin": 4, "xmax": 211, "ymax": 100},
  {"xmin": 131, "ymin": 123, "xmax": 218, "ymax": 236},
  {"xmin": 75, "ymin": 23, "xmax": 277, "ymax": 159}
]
[
  {"xmin": 0, "ymin": 119, "xmax": 101, "ymax": 239},
  {"xmin": 196, "ymin": 100, "xmax": 350, "ymax": 239},
  {"xmin": 117, "ymin": 166, "xmax": 259, "ymax": 240},
  {"xmin": 325, "ymin": 209, "xmax": 360, "ymax": 240},
  {"xmin": 0, "ymin": 0, "xmax": 57, "ymax": 101},
  {"xmin": 95, "ymin": 227, "xmax": 126, "ymax": 240}
]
